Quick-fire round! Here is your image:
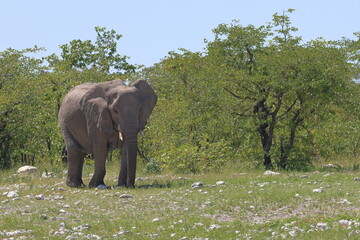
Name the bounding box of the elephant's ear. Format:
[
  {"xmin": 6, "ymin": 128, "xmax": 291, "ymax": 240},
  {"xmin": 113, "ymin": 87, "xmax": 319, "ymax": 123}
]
[
  {"xmin": 80, "ymin": 86, "xmax": 114, "ymax": 134},
  {"xmin": 131, "ymin": 80, "xmax": 157, "ymax": 131}
]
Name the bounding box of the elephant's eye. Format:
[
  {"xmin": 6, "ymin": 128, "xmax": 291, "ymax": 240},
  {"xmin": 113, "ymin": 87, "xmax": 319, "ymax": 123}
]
[{"xmin": 114, "ymin": 110, "xmax": 118, "ymax": 114}]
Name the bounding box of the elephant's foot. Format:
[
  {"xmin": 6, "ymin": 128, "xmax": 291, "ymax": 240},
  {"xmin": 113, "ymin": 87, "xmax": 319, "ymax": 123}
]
[
  {"xmin": 116, "ymin": 183, "xmax": 135, "ymax": 188},
  {"xmin": 66, "ymin": 178, "xmax": 85, "ymax": 188},
  {"xmin": 116, "ymin": 184, "xmax": 126, "ymax": 188},
  {"xmin": 89, "ymin": 179, "xmax": 105, "ymax": 188}
]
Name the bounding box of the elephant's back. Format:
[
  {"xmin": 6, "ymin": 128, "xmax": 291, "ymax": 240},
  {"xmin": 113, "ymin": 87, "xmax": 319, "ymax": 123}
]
[{"xmin": 58, "ymin": 83, "xmax": 93, "ymax": 124}]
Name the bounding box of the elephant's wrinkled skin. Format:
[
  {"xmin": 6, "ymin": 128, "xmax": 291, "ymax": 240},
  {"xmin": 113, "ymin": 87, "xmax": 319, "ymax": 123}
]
[{"xmin": 58, "ymin": 79, "xmax": 157, "ymax": 188}]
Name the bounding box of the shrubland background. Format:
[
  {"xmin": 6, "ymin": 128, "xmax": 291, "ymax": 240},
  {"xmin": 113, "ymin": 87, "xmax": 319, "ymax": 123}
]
[{"xmin": 1, "ymin": 10, "xmax": 359, "ymax": 173}]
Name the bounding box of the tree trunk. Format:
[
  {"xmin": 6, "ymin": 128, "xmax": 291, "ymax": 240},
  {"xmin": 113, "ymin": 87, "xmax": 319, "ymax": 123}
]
[
  {"xmin": 279, "ymin": 108, "xmax": 302, "ymax": 169},
  {"xmin": 254, "ymin": 96, "xmax": 282, "ymax": 169}
]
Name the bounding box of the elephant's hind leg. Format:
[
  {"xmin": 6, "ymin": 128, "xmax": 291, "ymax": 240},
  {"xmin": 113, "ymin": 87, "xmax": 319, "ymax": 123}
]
[{"xmin": 66, "ymin": 147, "xmax": 86, "ymax": 188}]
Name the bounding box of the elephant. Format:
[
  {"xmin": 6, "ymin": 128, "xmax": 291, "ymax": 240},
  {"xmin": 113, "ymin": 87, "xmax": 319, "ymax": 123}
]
[{"xmin": 58, "ymin": 79, "xmax": 157, "ymax": 188}]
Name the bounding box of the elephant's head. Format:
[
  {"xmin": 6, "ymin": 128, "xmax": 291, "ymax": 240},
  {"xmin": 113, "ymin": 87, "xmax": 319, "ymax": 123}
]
[{"xmin": 107, "ymin": 80, "xmax": 158, "ymax": 139}]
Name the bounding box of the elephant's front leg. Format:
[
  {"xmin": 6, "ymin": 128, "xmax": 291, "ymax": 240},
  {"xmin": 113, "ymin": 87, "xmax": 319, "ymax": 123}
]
[
  {"xmin": 118, "ymin": 146, "xmax": 127, "ymax": 187},
  {"xmin": 89, "ymin": 145, "xmax": 108, "ymax": 188}
]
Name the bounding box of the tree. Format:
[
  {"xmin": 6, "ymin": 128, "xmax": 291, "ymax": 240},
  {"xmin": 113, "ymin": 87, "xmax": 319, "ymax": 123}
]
[
  {"xmin": 0, "ymin": 47, "xmax": 48, "ymax": 168},
  {"xmin": 139, "ymin": 49, "xmax": 234, "ymax": 173},
  {"xmin": 205, "ymin": 9, "xmax": 355, "ymax": 169},
  {"xmin": 47, "ymin": 27, "xmax": 136, "ymax": 74}
]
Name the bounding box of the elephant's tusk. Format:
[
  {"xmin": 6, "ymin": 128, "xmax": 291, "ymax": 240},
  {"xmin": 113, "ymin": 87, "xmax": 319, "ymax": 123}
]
[
  {"xmin": 140, "ymin": 131, "xmax": 145, "ymax": 137},
  {"xmin": 119, "ymin": 132, "xmax": 123, "ymax": 141}
]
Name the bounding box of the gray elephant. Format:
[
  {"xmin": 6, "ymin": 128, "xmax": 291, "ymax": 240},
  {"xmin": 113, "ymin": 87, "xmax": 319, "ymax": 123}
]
[{"xmin": 58, "ymin": 79, "xmax": 157, "ymax": 188}]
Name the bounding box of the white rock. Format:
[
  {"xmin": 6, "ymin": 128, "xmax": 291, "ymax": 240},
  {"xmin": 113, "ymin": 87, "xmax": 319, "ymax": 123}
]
[
  {"xmin": 316, "ymin": 222, "xmax": 328, "ymax": 230},
  {"xmin": 289, "ymin": 230, "xmax": 297, "ymax": 237},
  {"xmin": 216, "ymin": 181, "xmax": 225, "ymax": 186},
  {"xmin": 339, "ymin": 219, "xmax": 352, "ymax": 226},
  {"xmin": 264, "ymin": 170, "xmax": 280, "ymax": 176},
  {"xmin": 42, "ymin": 172, "xmax": 55, "ymax": 178},
  {"xmin": 207, "ymin": 224, "xmax": 222, "ymax": 231},
  {"xmin": 54, "ymin": 195, "xmax": 64, "ymax": 200},
  {"xmin": 65, "ymin": 235, "xmax": 76, "ymax": 240},
  {"xmin": 136, "ymin": 177, "xmax": 150, "ymax": 181},
  {"xmin": 312, "ymin": 188, "xmax": 323, "ymax": 193},
  {"xmin": 119, "ymin": 194, "xmax": 134, "ymax": 199},
  {"xmin": 338, "ymin": 199, "xmax": 352, "ymax": 205},
  {"xmin": 191, "ymin": 182, "xmax": 203, "ymax": 189},
  {"xmin": 95, "ymin": 184, "xmax": 107, "ymax": 189},
  {"xmin": 7, "ymin": 191, "xmax": 19, "ymax": 198},
  {"xmin": 35, "ymin": 194, "xmax": 44, "ymax": 200},
  {"xmin": 152, "ymin": 218, "xmax": 159, "ymax": 222},
  {"xmin": 84, "ymin": 234, "xmax": 101, "ymax": 239},
  {"xmin": 17, "ymin": 165, "xmax": 37, "ymax": 174}
]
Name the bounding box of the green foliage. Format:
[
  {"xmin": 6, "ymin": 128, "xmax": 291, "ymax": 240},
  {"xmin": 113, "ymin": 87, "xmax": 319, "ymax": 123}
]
[
  {"xmin": 0, "ymin": 11, "xmax": 359, "ymax": 172},
  {"xmin": 47, "ymin": 26, "xmax": 136, "ymax": 74},
  {"xmin": 139, "ymin": 9, "xmax": 359, "ymax": 172}
]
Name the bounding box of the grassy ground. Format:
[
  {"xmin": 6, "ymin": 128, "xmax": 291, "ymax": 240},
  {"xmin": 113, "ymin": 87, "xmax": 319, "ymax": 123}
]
[{"xmin": 1, "ymin": 162, "xmax": 360, "ymax": 239}]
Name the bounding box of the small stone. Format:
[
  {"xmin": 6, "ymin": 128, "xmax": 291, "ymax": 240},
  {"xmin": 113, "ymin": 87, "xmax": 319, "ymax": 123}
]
[
  {"xmin": 191, "ymin": 182, "xmax": 203, "ymax": 189},
  {"xmin": 216, "ymin": 181, "xmax": 225, "ymax": 186},
  {"xmin": 152, "ymin": 218, "xmax": 159, "ymax": 222},
  {"xmin": 84, "ymin": 234, "xmax": 101, "ymax": 239},
  {"xmin": 59, "ymin": 209, "xmax": 66, "ymax": 213},
  {"xmin": 114, "ymin": 231, "xmax": 130, "ymax": 237},
  {"xmin": 119, "ymin": 194, "xmax": 134, "ymax": 199},
  {"xmin": 316, "ymin": 222, "xmax": 328, "ymax": 230},
  {"xmin": 59, "ymin": 222, "xmax": 66, "ymax": 227},
  {"xmin": 136, "ymin": 177, "xmax": 150, "ymax": 181},
  {"xmin": 175, "ymin": 177, "xmax": 190, "ymax": 181},
  {"xmin": 339, "ymin": 219, "xmax": 352, "ymax": 226},
  {"xmin": 289, "ymin": 230, "xmax": 297, "ymax": 237},
  {"xmin": 65, "ymin": 236, "xmax": 76, "ymax": 240},
  {"xmin": 207, "ymin": 224, "xmax": 222, "ymax": 231},
  {"xmin": 354, "ymin": 177, "xmax": 360, "ymax": 181},
  {"xmin": 17, "ymin": 165, "xmax": 37, "ymax": 174},
  {"xmin": 312, "ymin": 188, "xmax": 323, "ymax": 193},
  {"xmin": 40, "ymin": 214, "xmax": 48, "ymax": 220},
  {"xmin": 264, "ymin": 170, "xmax": 280, "ymax": 176},
  {"xmin": 35, "ymin": 194, "xmax": 45, "ymax": 200},
  {"xmin": 338, "ymin": 199, "xmax": 352, "ymax": 205},
  {"xmin": 6, "ymin": 191, "xmax": 19, "ymax": 198},
  {"xmin": 300, "ymin": 175, "xmax": 309, "ymax": 179},
  {"xmin": 42, "ymin": 172, "xmax": 55, "ymax": 178},
  {"xmin": 54, "ymin": 195, "xmax": 64, "ymax": 200},
  {"xmin": 295, "ymin": 193, "xmax": 301, "ymax": 198},
  {"xmin": 95, "ymin": 184, "xmax": 107, "ymax": 189},
  {"xmin": 349, "ymin": 230, "xmax": 360, "ymax": 236}
]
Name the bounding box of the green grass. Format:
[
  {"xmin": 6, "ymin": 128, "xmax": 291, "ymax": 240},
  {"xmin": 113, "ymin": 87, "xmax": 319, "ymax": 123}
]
[{"xmin": 2, "ymin": 162, "xmax": 360, "ymax": 239}]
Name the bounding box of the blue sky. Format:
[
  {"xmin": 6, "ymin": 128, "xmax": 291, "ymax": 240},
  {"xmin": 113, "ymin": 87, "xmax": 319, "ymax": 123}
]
[{"xmin": 1, "ymin": 0, "xmax": 359, "ymax": 67}]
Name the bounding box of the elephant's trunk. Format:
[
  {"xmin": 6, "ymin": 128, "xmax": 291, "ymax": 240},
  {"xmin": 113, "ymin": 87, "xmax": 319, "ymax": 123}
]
[{"xmin": 123, "ymin": 130, "xmax": 138, "ymax": 187}]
